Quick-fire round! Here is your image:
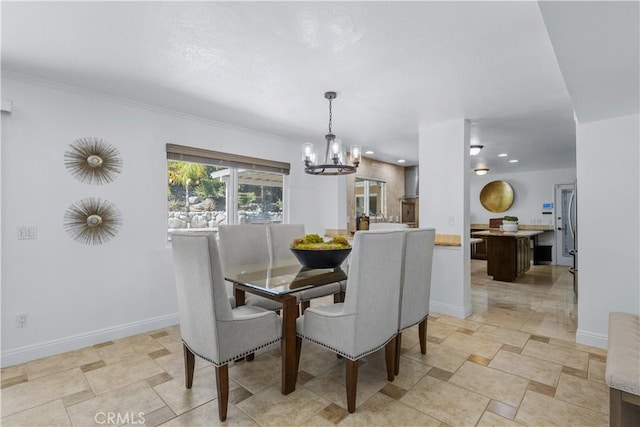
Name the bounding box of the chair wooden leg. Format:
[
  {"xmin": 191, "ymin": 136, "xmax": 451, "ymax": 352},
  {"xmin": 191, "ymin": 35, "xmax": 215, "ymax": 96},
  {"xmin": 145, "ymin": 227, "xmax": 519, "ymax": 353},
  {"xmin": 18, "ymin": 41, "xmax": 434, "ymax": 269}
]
[
  {"xmin": 300, "ymin": 300, "xmax": 311, "ymax": 314},
  {"xmin": 385, "ymin": 336, "xmax": 396, "ymax": 382},
  {"xmin": 183, "ymin": 343, "xmax": 195, "ymax": 389},
  {"xmin": 215, "ymin": 365, "xmax": 229, "ymax": 421},
  {"xmin": 394, "ymin": 332, "xmax": 402, "ymax": 376},
  {"xmin": 334, "ymin": 291, "xmax": 345, "ymax": 303},
  {"xmin": 346, "ymin": 359, "xmax": 359, "ymax": 413},
  {"xmin": 419, "ymin": 318, "xmax": 428, "ymax": 355},
  {"xmin": 610, "ymin": 387, "xmax": 622, "ymax": 427}
]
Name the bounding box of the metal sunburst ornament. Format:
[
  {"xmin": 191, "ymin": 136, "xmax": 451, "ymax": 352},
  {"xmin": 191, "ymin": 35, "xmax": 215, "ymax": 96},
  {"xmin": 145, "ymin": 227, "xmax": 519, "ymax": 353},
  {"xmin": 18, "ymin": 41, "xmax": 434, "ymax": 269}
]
[
  {"xmin": 64, "ymin": 137, "xmax": 123, "ymax": 185},
  {"xmin": 63, "ymin": 198, "xmax": 123, "ymax": 245}
]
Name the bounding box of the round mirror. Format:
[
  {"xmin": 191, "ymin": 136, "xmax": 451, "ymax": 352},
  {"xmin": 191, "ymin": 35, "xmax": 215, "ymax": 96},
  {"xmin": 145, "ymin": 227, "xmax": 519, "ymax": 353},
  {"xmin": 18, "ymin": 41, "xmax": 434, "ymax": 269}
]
[{"xmin": 480, "ymin": 180, "xmax": 514, "ymax": 212}]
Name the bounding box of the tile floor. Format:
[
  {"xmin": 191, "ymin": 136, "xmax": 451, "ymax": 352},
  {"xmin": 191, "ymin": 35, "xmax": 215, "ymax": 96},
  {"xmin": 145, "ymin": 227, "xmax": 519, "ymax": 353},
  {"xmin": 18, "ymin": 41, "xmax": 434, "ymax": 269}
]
[{"xmin": 1, "ymin": 261, "xmax": 612, "ymax": 426}]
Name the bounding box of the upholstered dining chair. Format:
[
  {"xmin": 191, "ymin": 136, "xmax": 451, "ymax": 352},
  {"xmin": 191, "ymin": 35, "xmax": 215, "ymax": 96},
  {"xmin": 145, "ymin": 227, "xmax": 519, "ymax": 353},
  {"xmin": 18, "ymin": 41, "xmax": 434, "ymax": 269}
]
[
  {"xmin": 170, "ymin": 231, "xmax": 281, "ymax": 421},
  {"xmin": 218, "ymin": 224, "xmax": 281, "ymax": 311},
  {"xmin": 395, "ymin": 227, "xmax": 435, "ymax": 375},
  {"xmin": 267, "ymin": 223, "xmax": 342, "ymax": 313},
  {"xmin": 296, "ymin": 229, "xmax": 405, "ymax": 413}
]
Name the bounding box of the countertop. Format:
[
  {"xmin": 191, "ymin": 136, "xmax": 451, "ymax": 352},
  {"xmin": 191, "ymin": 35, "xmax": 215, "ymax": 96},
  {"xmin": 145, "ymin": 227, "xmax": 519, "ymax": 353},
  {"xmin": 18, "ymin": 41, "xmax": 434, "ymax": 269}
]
[
  {"xmin": 471, "ymin": 224, "xmax": 553, "ymax": 231},
  {"xmin": 472, "ymin": 230, "xmax": 544, "ymax": 238}
]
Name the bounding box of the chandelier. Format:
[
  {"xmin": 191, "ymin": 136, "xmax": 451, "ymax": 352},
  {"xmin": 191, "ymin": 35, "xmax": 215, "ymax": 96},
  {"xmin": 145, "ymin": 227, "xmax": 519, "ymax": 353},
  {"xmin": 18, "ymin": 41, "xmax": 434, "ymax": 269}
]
[{"xmin": 303, "ymin": 91, "xmax": 361, "ymax": 175}]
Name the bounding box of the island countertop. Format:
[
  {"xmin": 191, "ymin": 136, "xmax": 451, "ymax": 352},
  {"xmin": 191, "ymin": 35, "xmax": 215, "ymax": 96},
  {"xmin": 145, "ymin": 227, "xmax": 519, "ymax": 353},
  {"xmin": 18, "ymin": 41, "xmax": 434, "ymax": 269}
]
[{"xmin": 472, "ymin": 230, "xmax": 544, "ymax": 238}]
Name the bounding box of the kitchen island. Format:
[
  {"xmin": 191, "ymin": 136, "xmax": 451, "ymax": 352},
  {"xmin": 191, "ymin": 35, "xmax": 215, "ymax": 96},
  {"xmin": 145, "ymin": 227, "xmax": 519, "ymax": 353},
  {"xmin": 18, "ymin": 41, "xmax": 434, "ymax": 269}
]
[{"xmin": 472, "ymin": 230, "xmax": 544, "ymax": 282}]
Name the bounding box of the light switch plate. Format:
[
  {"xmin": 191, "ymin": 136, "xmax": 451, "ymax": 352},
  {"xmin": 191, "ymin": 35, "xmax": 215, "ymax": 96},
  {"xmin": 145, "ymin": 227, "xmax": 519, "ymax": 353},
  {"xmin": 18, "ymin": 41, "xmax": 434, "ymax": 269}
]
[{"xmin": 17, "ymin": 226, "xmax": 37, "ymax": 240}]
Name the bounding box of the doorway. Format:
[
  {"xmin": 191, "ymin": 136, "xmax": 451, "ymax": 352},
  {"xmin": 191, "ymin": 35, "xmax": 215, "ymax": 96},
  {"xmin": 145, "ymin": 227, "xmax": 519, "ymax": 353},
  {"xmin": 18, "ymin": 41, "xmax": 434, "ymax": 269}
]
[{"xmin": 555, "ymin": 183, "xmax": 575, "ymax": 266}]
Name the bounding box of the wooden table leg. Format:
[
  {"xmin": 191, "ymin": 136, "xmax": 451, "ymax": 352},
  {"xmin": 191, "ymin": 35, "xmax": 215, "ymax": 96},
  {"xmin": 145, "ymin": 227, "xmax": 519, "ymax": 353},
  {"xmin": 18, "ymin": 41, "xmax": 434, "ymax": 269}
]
[
  {"xmin": 234, "ymin": 287, "xmax": 245, "ymax": 306},
  {"xmin": 281, "ymin": 294, "xmax": 299, "ymax": 395}
]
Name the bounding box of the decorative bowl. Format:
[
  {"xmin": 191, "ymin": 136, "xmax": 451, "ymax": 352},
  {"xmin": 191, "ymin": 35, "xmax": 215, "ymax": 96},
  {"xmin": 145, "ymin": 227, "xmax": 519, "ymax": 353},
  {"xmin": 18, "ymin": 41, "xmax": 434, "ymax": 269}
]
[{"xmin": 289, "ymin": 247, "xmax": 352, "ymax": 269}]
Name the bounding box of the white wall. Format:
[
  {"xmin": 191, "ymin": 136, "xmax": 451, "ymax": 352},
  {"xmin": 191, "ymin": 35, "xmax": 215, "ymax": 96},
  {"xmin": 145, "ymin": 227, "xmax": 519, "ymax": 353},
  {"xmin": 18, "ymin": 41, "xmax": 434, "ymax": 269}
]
[
  {"xmin": 576, "ymin": 113, "xmax": 640, "ymax": 348},
  {"xmin": 470, "ymin": 168, "xmax": 576, "ymax": 246},
  {"xmin": 0, "ymin": 76, "xmax": 341, "ymax": 366},
  {"xmin": 420, "ymin": 119, "xmax": 472, "ymax": 318}
]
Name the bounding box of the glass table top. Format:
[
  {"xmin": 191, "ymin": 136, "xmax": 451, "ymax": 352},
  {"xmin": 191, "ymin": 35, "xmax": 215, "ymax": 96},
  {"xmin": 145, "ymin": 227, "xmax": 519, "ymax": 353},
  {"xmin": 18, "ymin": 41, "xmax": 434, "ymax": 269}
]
[{"xmin": 225, "ymin": 262, "xmax": 347, "ymax": 295}]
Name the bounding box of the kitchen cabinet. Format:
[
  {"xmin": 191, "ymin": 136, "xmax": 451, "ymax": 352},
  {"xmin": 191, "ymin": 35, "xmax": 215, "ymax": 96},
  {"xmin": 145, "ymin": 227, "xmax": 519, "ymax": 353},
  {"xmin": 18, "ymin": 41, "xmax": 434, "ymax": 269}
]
[
  {"xmin": 471, "ymin": 229, "xmax": 488, "ymax": 260},
  {"xmin": 472, "ymin": 230, "xmax": 543, "ymax": 282}
]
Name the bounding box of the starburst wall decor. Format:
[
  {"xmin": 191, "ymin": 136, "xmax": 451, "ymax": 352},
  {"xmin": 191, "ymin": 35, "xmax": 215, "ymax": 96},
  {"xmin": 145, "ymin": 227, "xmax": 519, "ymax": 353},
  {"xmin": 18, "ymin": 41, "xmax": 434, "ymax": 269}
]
[
  {"xmin": 64, "ymin": 137, "xmax": 123, "ymax": 185},
  {"xmin": 63, "ymin": 198, "xmax": 122, "ymax": 245}
]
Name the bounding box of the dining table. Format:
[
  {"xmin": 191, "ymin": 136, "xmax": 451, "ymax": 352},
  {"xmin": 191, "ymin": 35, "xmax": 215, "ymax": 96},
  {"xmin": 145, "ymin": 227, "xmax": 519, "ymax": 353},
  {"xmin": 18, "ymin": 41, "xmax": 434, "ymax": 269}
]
[{"xmin": 225, "ymin": 262, "xmax": 347, "ymax": 395}]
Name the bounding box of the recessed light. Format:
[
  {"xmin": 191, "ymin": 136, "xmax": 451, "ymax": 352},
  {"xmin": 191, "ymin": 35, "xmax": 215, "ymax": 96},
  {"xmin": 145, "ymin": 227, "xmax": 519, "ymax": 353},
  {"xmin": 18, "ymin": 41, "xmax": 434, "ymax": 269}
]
[
  {"xmin": 498, "ymin": 153, "xmax": 508, "ymax": 157},
  {"xmin": 474, "ymin": 168, "xmax": 490, "ymax": 175},
  {"xmin": 397, "ymin": 159, "xmax": 406, "ymax": 163},
  {"xmin": 365, "ymin": 150, "xmax": 374, "ymax": 155},
  {"xmin": 470, "ymin": 145, "xmax": 483, "ymax": 156},
  {"xmin": 509, "ymin": 159, "xmax": 519, "ymax": 163}
]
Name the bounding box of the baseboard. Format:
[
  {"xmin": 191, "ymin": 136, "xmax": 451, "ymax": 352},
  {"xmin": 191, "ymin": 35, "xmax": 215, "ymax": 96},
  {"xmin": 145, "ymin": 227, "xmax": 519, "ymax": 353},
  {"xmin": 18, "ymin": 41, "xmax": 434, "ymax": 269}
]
[
  {"xmin": 430, "ymin": 301, "xmax": 472, "ymax": 319},
  {"xmin": 1, "ymin": 313, "xmax": 179, "ymax": 367},
  {"xmin": 576, "ymin": 329, "xmax": 608, "ymax": 350}
]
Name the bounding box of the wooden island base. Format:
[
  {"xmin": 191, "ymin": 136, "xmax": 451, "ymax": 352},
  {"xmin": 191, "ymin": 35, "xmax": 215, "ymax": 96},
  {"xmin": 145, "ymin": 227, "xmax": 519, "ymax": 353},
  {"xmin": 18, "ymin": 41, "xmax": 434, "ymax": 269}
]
[{"xmin": 472, "ymin": 230, "xmax": 544, "ymax": 282}]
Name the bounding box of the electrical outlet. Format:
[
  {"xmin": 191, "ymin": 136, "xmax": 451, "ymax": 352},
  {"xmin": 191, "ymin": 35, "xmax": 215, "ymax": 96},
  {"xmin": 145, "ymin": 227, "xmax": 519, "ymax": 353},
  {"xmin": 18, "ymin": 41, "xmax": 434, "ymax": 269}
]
[
  {"xmin": 17, "ymin": 226, "xmax": 37, "ymax": 240},
  {"xmin": 16, "ymin": 313, "xmax": 28, "ymax": 328},
  {"xmin": 448, "ymin": 216, "xmax": 455, "ymax": 226}
]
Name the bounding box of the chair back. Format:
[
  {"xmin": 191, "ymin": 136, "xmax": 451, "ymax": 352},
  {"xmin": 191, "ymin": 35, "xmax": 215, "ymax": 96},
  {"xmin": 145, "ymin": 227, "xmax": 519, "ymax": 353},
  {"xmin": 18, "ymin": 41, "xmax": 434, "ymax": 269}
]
[
  {"xmin": 171, "ymin": 231, "xmax": 233, "ymax": 363},
  {"xmin": 267, "ymin": 223, "xmax": 305, "ymax": 265},
  {"xmin": 399, "ymin": 228, "xmax": 435, "ymax": 330},
  {"xmin": 343, "ymin": 230, "xmax": 405, "ymax": 357},
  {"xmin": 369, "ymin": 222, "xmax": 409, "ymax": 230},
  {"xmin": 218, "ymin": 224, "xmax": 270, "ymax": 272}
]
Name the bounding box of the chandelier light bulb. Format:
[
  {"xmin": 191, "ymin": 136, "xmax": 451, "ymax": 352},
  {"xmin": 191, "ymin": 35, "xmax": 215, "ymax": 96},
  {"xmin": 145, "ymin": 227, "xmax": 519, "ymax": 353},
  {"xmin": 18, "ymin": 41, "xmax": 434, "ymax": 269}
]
[{"xmin": 470, "ymin": 145, "xmax": 484, "ymax": 156}]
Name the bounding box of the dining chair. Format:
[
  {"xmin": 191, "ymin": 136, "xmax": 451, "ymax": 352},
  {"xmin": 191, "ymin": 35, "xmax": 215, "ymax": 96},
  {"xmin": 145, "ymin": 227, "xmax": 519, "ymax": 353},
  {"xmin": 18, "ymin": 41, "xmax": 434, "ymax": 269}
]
[
  {"xmin": 267, "ymin": 223, "xmax": 342, "ymax": 313},
  {"xmin": 170, "ymin": 231, "xmax": 281, "ymax": 421},
  {"xmin": 218, "ymin": 224, "xmax": 281, "ymax": 311},
  {"xmin": 295, "ymin": 229, "xmax": 405, "ymax": 413},
  {"xmin": 395, "ymin": 227, "xmax": 435, "ymax": 375}
]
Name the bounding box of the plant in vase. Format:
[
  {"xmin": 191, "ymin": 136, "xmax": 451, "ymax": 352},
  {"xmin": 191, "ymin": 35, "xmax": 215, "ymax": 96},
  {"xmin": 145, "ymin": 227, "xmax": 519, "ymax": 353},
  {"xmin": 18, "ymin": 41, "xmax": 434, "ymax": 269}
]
[{"xmin": 502, "ymin": 216, "xmax": 519, "ymax": 231}]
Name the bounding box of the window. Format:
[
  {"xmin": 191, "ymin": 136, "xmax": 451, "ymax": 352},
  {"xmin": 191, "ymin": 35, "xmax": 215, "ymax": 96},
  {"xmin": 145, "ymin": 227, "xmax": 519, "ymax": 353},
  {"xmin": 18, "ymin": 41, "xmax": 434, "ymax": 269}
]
[
  {"xmin": 167, "ymin": 144, "xmax": 289, "ymax": 235},
  {"xmin": 355, "ymin": 177, "xmax": 386, "ymax": 218}
]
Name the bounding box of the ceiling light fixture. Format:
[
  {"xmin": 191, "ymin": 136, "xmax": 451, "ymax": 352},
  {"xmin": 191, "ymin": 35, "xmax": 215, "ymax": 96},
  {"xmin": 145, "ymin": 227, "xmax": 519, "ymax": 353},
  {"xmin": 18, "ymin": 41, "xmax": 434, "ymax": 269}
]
[
  {"xmin": 398, "ymin": 159, "xmax": 406, "ymax": 163},
  {"xmin": 365, "ymin": 150, "xmax": 374, "ymax": 155},
  {"xmin": 303, "ymin": 92, "xmax": 360, "ymax": 175},
  {"xmin": 474, "ymin": 167, "xmax": 490, "ymax": 175},
  {"xmin": 470, "ymin": 145, "xmax": 484, "ymax": 156},
  {"xmin": 498, "ymin": 153, "xmax": 508, "ymax": 157},
  {"xmin": 509, "ymin": 159, "xmax": 519, "ymax": 163}
]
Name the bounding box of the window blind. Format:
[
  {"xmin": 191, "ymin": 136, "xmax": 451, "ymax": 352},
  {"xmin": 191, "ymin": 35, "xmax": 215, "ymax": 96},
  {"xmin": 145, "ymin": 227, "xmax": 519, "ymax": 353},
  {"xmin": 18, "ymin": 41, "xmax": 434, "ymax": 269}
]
[{"xmin": 166, "ymin": 144, "xmax": 290, "ymax": 175}]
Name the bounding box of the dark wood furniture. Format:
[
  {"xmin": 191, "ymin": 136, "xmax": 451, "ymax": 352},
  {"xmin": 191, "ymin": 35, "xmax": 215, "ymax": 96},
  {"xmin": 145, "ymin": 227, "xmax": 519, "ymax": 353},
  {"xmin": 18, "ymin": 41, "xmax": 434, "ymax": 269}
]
[
  {"xmin": 471, "ymin": 230, "xmax": 488, "ymax": 260},
  {"xmin": 472, "ymin": 230, "xmax": 543, "ymax": 282},
  {"xmin": 225, "ymin": 263, "xmax": 347, "ymax": 395}
]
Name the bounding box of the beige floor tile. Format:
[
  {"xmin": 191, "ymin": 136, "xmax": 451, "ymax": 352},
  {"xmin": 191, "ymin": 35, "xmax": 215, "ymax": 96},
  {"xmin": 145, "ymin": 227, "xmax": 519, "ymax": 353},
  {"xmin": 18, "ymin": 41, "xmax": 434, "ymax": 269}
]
[
  {"xmin": 588, "ymin": 359, "xmax": 606, "ymax": 384},
  {"xmin": 142, "ymin": 406, "xmax": 176, "ymax": 427},
  {"xmin": 300, "ymin": 402, "xmax": 349, "ymax": 426},
  {"xmin": 228, "ymin": 353, "xmax": 282, "ymax": 394},
  {"xmin": 84, "ymin": 356, "xmax": 164, "ymax": 394},
  {"xmin": 520, "ymin": 316, "xmax": 577, "ymax": 342},
  {"xmin": 67, "ymin": 381, "xmax": 164, "ymax": 426},
  {"xmin": 297, "ymin": 341, "xmax": 343, "ymax": 377},
  {"xmin": 440, "ymin": 332, "xmax": 502, "ymax": 359},
  {"xmin": 403, "ymin": 341, "xmax": 470, "ymax": 373},
  {"xmin": 237, "ymin": 384, "xmax": 329, "ymax": 426},
  {"xmin": 400, "ymin": 376, "xmax": 490, "ymax": 426},
  {"xmin": 473, "ymin": 324, "xmax": 531, "ymax": 348},
  {"xmin": 521, "ymin": 340, "xmax": 589, "ymax": 371},
  {"xmin": 302, "ymin": 361, "xmax": 387, "ymax": 411},
  {"xmin": 433, "ymin": 314, "xmax": 483, "ymax": 331},
  {"xmin": 154, "ymin": 350, "xmax": 211, "ymax": 379},
  {"xmin": 548, "ymin": 338, "xmax": 608, "ymax": 357},
  {"xmin": 476, "ymin": 411, "xmax": 525, "ymax": 427},
  {"xmin": 388, "ymin": 355, "xmax": 432, "ymax": 390},
  {"xmin": 555, "ymin": 373, "xmax": 609, "ymax": 415},
  {"xmin": 449, "ymin": 362, "xmax": 528, "ymax": 407},
  {"xmin": 154, "ymin": 334, "xmax": 184, "ymax": 354},
  {"xmin": 1, "ymin": 399, "xmax": 71, "ymax": 426},
  {"xmin": 426, "ymin": 319, "xmax": 459, "ymax": 340},
  {"xmin": 472, "ymin": 307, "xmax": 539, "ymax": 330},
  {"xmin": 1, "ymin": 363, "xmax": 27, "ymax": 381},
  {"xmin": 515, "ymin": 390, "xmax": 608, "ymax": 426},
  {"xmin": 96, "ymin": 334, "xmax": 166, "ymax": 364},
  {"xmin": 1, "ymin": 368, "xmax": 88, "ymax": 417},
  {"xmin": 159, "ymin": 400, "xmax": 257, "ymax": 426},
  {"xmin": 26, "ymin": 347, "xmax": 101, "ymax": 380},
  {"xmin": 338, "ymin": 392, "xmax": 441, "ymax": 426},
  {"xmin": 153, "ymin": 365, "xmax": 240, "ymax": 415},
  {"xmin": 489, "ymin": 350, "xmax": 562, "ymax": 387}
]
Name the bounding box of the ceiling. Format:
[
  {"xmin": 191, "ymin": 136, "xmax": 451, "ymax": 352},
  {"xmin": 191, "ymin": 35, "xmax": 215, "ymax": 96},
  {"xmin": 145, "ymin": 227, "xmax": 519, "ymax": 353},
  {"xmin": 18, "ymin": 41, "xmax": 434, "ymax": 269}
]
[{"xmin": 1, "ymin": 2, "xmax": 637, "ymax": 173}]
